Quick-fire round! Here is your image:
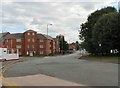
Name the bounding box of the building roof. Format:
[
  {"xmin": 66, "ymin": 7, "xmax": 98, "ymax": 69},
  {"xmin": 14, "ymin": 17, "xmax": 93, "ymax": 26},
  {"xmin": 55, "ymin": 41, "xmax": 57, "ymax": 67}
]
[
  {"xmin": 4, "ymin": 33, "xmax": 24, "ymax": 39},
  {"xmin": 37, "ymin": 34, "xmax": 46, "ymax": 39},
  {"xmin": 0, "ymin": 32, "xmax": 10, "ymax": 45},
  {"xmin": 24, "ymin": 30, "xmax": 36, "ymax": 33},
  {"xmin": 12, "ymin": 33, "xmax": 24, "ymax": 39},
  {"xmin": 43, "ymin": 34, "xmax": 54, "ymax": 40},
  {"xmin": 0, "ymin": 31, "xmax": 54, "ymax": 41},
  {"xmin": 0, "ymin": 32, "xmax": 10, "ymax": 39},
  {"xmin": 53, "ymin": 38, "xmax": 59, "ymax": 41},
  {"xmin": 37, "ymin": 34, "xmax": 54, "ymax": 40}
]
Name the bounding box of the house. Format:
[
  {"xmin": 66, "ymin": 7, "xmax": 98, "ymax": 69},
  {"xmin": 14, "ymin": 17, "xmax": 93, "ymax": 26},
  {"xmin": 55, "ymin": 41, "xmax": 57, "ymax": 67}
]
[
  {"xmin": 2, "ymin": 30, "xmax": 60, "ymax": 56},
  {"xmin": 68, "ymin": 42, "xmax": 77, "ymax": 51}
]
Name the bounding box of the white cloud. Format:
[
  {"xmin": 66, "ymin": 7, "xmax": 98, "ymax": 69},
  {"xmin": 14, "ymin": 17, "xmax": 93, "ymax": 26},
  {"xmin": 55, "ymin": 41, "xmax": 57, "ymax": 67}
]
[{"xmin": 1, "ymin": 0, "xmax": 118, "ymax": 43}]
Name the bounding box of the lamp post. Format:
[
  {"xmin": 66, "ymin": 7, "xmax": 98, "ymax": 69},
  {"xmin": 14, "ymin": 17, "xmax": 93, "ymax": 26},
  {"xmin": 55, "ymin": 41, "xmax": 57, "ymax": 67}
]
[
  {"xmin": 99, "ymin": 43, "xmax": 102, "ymax": 61},
  {"xmin": 99, "ymin": 43, "xmax": 101, "ymax": 55},
  {"xmin": 46, "ymin": 24, "xmax": 52, "ymax": 55}
]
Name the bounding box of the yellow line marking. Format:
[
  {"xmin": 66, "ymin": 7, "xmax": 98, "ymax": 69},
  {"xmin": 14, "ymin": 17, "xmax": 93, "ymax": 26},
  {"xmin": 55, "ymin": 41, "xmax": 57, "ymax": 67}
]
[
  {"xmin": 1, "ymin": 62, "xmax": 20, "ymax": 88},
  {"xmin": 0, "ymin": 74, "xmax": 4, "ymax": 80},
  {"xmin": 4, "ymin": 80, "xmax": 17, "ymax": 86}
]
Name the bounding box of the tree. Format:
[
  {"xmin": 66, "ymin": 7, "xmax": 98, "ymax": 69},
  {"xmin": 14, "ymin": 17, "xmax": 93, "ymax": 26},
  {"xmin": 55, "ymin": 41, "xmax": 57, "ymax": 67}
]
[
  {"xmin": 79, "ymin": 7, "xmax": 118, "ymax": 55},
  {"xmin": 76, "ymin": 41, "xmax": 80, "ymax": 50},
  {"xmin": 92, "ymin": 12, "xmax": 119, "ymax": 55},
  {"xmin": 59, "ymin": 39, "xmax": 69, "ymax": 54}
]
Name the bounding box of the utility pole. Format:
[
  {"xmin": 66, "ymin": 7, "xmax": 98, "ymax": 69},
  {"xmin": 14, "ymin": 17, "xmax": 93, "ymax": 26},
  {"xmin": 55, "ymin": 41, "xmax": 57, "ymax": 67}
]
[{"xmin": 46, "ymin": 24, "xmax": 52, "ymax": 55}]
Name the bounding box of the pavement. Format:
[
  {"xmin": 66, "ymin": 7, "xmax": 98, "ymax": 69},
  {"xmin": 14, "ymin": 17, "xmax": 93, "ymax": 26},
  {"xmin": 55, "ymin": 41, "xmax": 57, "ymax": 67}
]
[{"xmin": 3, "ymin": 74, "xmax": 83, "ymax": 86}]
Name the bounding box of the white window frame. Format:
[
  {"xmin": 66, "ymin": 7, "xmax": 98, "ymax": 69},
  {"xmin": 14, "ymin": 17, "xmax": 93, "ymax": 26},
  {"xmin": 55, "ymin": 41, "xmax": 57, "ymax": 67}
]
[
  {"xmin": 16, "ymin": 45, "xmax": 21, "ymax": 49},
  {"xmin": 32, "ymin": 39, "xmax": 35, "ymax": 42},
  {"xmin": 6, "ymin": 39, "xmax": 8, "ymax": 42},
  {"xmin": 28, "ymin": 39, "xmax": 30, "ymax": 42},
  {"xmin": 40, "ymin": 39, "xmax": 44, "ymax": 42},
  {"xmin": 16, "ymin": 39, "xmax": 21, "ymax": 42},
  {"xmin": 28, "ymin": 33, "xmax": 30, "ymax": 35},
  {"xmin": 40, "ymin": 45, "xmax": 44, "ymax": 48},
  {"xmin": 32, "ymin": 33, "xmax": 35, "ymax": 35}
]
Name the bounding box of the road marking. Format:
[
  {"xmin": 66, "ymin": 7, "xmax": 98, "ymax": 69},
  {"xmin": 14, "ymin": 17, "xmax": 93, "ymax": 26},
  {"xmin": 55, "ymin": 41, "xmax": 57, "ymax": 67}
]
[
  {"xmin": 1, "ymin": 61, "xmax": 20, "ymax": 87},
  {"xmin": 0, "ymin": 74, "xmax": 4, "ymax": 80},
  {"xmin": 0, "ymin": 73, "xmax": 18, "ymax": 87},
  {"xmin": 3, "ymin": 80, "xmax": 19, "ymax": 87}
]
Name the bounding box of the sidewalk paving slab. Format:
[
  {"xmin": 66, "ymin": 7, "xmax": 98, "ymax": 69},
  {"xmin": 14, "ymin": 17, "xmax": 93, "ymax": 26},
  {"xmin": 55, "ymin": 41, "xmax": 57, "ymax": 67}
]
[{"xmin": 3, "ymin": 74, "xmax": 84, "ymax": 86}]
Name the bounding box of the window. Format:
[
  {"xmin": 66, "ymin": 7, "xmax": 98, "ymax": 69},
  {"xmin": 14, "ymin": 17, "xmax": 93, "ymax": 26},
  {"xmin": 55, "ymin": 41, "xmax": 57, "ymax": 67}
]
[
  {"xmin": 32, "ymin": 39, "xmax": 34, "ymax": 42},
  {"xmin": 28, "ymin": 45, "xmax": 30, "ymax": 48},
  {"xmin": 28, "ymin": 33, "xmax": 30, "ymax": 35},
  {"xmin": 16, "ymin": 45, "xmax": 21, "ymax": 49},
  {"xmin": 6, "ymin": 39, "xmax": 8, "ymax": 42},
  {"xmin": 40, "ymin": 51, "xmax": 43, "ymax": 54},
  {"xmin": 32, "ymin": 45, "xmax": 34, "ymax": 48},
  {"xmin": 28, "ymin": 39, "xmax": 30, "ymax": 42},
  {"xmin": 32, "ymin": 33, "xmax": 35, "ymax": 35},
  {"xmin": 40, "ymin": 39, "xmax": 43, "ymax": 42},
  {"xmin": 16, "ymin": 39, "xmax": 21, "ymax": 42},
  {"xmin": 40, "ymin": 45, "xmax": 44, "ymax": 48}
]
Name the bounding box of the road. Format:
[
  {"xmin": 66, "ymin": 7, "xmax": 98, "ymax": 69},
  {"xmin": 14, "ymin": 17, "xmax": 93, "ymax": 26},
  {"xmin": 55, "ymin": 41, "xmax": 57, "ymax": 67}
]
[{"xmin": 3, "ymin": 52, "xmax": 118, "ymax": 86}]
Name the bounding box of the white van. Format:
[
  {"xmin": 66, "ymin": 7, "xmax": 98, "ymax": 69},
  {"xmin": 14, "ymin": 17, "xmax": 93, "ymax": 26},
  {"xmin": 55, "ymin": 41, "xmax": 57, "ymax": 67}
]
[{"xmin": 0, "ymin": 47, "xmax": 19, "ymax": 61}]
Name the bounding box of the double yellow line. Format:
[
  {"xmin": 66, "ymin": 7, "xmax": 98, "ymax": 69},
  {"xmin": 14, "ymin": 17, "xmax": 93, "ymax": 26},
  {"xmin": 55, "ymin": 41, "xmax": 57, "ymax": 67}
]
[
  {"xmin": 0, "ymin": 73, "xmax": 19, "ymax": 88},
  {"xmin": 0, "ymin": 62, "xmax": 20, "ymax": 88}
]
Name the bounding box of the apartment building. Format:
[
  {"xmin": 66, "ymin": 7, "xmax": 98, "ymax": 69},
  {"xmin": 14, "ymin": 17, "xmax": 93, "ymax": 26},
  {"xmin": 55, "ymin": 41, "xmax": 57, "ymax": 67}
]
[
  {"xmin": 0, "ymin": 32, "xmax": 10, "ymax": 46},
  {"xmin": 1, "ymin": 30, "xmax": 60, "ymax": 56},
  {"xmin": 68, "ymin": 42, "xmax": 77, "ymax": 51}
]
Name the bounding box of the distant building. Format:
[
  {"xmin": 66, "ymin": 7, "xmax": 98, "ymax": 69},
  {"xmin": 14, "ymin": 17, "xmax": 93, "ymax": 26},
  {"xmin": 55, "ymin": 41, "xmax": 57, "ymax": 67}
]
[
  {"xmin": 1, "ymin": 30, "xmax": 60, "ymax": 56},
  {"xmin": 68, "ymin": 42, "xmax": 77, "ymax": 51},
  {"xmin": 56, "ymin": 34, "xmax": 65, "ymax": 54},
  {"xmin": 56, "ymin": 34, "xmax": 64, "ymax": 41},
  {"xmin": 53, "ymin": 38, "xmax": 60, "ymax": 54}
]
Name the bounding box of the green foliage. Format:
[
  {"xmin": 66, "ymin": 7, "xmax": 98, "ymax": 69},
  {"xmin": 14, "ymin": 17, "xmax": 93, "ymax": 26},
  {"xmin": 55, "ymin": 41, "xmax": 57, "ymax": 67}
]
[
  {"xmin": 79, "ymin": 7, "xmax": 119, "ymax": 55},
  {"xmin": 93, "ymin": 12, "xmax": 119, "ymax": 55},
  {"xmin": 59, "ymin": 39, "xmax": 69, "ymax": 54},
  {"xmin": 76, "ymin": 41, "xmax": 80, "ymax": 50}
]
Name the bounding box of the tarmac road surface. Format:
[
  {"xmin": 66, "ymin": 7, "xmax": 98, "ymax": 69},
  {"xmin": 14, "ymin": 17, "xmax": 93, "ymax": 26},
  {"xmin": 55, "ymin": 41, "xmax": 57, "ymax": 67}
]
[{"xmin": 3, "ymin": 52, "xmax": 118, "ymax": 86}]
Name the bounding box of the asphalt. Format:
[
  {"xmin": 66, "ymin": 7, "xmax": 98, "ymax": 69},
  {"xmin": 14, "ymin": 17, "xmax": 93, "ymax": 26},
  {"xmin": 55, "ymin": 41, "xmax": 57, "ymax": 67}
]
[{"xmin": 3, "ymin": 52, "xmax": 118, "ymax": 86}]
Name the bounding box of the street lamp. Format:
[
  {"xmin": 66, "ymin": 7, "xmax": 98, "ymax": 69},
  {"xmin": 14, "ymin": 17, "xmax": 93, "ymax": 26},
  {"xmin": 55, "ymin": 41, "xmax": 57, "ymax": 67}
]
[
  {"xmin": 99, "ymin": 43, "xmax": 101, "ymax": 55},
  {"xmin": 99, "ymin": 43, "xmax": 102, "ymax": 61},
  {"xmin": 46, "ymin": 24, "xmax": 52, "ymax": 55},
  {"xmin": 47, "ymin": 24, "xmax": 52, "ymax": 38}
]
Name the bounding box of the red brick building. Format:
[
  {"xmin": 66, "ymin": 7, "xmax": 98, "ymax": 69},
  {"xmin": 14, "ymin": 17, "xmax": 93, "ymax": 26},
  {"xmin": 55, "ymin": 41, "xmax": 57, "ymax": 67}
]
[
  {"xmin": 68, "ymin": 43, "xmax": 77, "ymax": 51},
  {"xmin": 1, "ymin": 30, "xmax": 60, "ymax": 56},
  {"xmin": 0, "ymin": 32, "xmax": 10, "ymax": 46}
]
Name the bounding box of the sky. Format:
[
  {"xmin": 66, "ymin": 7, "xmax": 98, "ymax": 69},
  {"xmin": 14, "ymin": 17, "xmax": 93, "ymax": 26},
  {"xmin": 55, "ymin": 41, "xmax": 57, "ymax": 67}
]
[{"xmin": 0, "ymin": 0, "xmax": 119, "ymax": 43}]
